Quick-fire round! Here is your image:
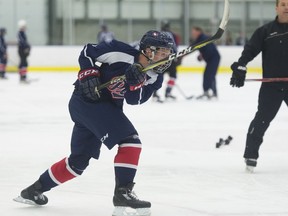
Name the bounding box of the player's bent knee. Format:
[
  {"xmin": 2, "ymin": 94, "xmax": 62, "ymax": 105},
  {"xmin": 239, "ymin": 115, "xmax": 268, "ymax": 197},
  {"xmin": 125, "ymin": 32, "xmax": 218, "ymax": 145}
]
[
  {"xmin": 68, "ymin": 154, "xmax": 91, "ymax": 175},
  {"xmin": 119, "ymin": 134, "xmax": 141, "ymax": 145}
]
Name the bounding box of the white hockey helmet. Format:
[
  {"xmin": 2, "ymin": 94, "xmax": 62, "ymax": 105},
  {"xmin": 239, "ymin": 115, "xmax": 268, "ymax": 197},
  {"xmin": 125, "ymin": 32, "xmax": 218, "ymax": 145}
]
[{"xmin": 18, "ymin": 20, "xmax": 27, "ymax": 29}]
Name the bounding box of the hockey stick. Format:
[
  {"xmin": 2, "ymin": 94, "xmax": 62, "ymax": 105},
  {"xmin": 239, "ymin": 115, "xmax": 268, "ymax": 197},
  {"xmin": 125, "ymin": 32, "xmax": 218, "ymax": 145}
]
[
  {"xmin": 175, "ymin": 84, "xmax": 194, "ymax": 100},
  {"xmin": 96, "ymin": 0, "xmax": 230, "ymax": 92},
  {"xmin": 246, "ymin": 78, "xmax": 288, "ymax": 82}
]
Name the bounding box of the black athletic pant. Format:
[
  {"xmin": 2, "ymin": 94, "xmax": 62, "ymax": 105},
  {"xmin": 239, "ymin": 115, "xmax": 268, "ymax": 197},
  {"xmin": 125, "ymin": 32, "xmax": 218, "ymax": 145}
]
[
  {"xmin": 244, "ymin": 83, "xmax": 288, "ymax": 159},
  {"xmin": 18, "ymin": 49, "xmax": 28, "ymax": 68}
]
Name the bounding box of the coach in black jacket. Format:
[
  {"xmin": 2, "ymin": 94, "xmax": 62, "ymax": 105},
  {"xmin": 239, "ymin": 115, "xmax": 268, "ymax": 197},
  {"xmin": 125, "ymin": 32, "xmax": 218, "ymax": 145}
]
[{"xmin": 230, "ymin": 0, "xmax": 288, "ymax": 172}]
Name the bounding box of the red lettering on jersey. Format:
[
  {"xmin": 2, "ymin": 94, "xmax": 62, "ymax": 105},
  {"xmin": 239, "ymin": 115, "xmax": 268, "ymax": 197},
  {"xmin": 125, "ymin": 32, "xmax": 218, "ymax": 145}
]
[{"xmin": 108, "ymin": 80, "xmax": 126, "ymax": 99}]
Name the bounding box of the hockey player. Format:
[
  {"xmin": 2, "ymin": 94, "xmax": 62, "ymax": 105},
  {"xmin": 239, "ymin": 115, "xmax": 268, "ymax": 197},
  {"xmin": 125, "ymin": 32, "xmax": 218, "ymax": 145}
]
[
  {"xmin": 0, "ymin": 28, "xmax": 7, "ymax": 79},
  {"xmin": 17, "ymin": 20, "xmax": 31, "ymax": 83},
  {"xmin": 230, "ymin": 0, "xmax": 288, "ymax": 172},
  {"xmin": 97, "ymin": 24, "xmax": 115, "ymax": 43},
  {"xmin": 191, "ymin": 26, "xmax": 220, "ymax": 100},
  {"xmin": 14, "ymin": 30, "xmax": 174, "ymax": 216}
]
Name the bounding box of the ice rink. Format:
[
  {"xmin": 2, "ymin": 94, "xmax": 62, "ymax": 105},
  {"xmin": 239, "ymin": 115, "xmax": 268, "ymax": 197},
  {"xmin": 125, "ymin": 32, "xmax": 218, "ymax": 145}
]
[{"xmin": 1, "ymin": 72, "xmax": 288, "ymax": 216}]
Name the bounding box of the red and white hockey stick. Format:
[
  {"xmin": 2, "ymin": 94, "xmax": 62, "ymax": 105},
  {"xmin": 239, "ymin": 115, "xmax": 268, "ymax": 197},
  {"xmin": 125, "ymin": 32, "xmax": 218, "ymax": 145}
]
[
  {"xmin": 96, "ymin": 0, "xmax": 230, "ymax": 92},
  {"xmin": 246, "ymin": 78, "xmax": 288, "ymax": 82}
]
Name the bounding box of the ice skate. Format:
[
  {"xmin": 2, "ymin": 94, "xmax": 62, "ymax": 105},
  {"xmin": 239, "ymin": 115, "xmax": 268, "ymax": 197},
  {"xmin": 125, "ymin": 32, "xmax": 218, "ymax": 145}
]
[
  {"xmin": 113, "ymin": 183, "xmax": 151, "ymax": 216},
  {"xmin": 196, "ymin": 91, "xmax": 217, "ymax": 100},
  {"xmin": 165, "ymin": 86, "xmax": 176, "ymax": 101},
  {"xmin": 0, "ymin": 72, "xmax": 7, "ymax": 79},
  {"xmin": 20, "ymin": 76, "xmax": 31, "ymax": 84},
  {"xmin": 152, "ymin": 91, "xmax": 163, "ymax": 103},
  {"xmin": 165, "ymin": 92, "xmax": 176, "ymax": 101},
  {"xmin": 13, "ymin": 180, "xmax": 48, "ymax": 205},
  {"xmin": 245, "ymin": 158, "xmax": 257, "ymax": 173}
]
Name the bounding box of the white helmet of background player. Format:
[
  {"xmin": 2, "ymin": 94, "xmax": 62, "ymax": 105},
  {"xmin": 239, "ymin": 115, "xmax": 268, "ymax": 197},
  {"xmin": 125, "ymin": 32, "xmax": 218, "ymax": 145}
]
[
  {"xmin": 18, "ymin": 19, "xmax": 27, "ymax": 30},
  {"xmin": 139, "ymin": 30, "xmax": 175, "ymax": 73}
]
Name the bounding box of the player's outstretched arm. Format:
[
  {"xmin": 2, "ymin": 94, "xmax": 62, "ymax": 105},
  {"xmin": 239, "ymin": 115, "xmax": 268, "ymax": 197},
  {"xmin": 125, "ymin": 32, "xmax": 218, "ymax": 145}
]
[{"xmin": 125, "ymin": 71, "xmax": 163, "ymax": 105}]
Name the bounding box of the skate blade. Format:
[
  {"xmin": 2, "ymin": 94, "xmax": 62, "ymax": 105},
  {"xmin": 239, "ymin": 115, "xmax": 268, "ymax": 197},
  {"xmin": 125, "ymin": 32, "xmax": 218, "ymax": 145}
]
[
  {"xmin": 19, "ymin": 78, "xmax": 39, "ymax": 84},
  {"xmin": 186, "ymin": 95, "xmax": 194, "ymax": 100},
  {"xmin": 13, "ymin": 196, "xmax": 38, "ymax": 206},
  {"xmin": 245, "ymin": 165, "xmax": 255, "ymax": 173},
  {"xmin": 112, "ymin": 207, "xmax": 151, "ymax": 216}
]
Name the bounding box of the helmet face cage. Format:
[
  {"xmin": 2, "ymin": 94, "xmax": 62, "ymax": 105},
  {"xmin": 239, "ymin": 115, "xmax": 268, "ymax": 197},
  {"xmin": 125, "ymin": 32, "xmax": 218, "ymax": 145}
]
[
  {"xmin": 151, "ymin": 47, "xmax": 173, "ymax": 73},
  {"xmin": 153, "ymin": 59, "xmax": 172, "ymax": 74},
  {"xmin": 140, "ymin": 30, "xmax": 175, "ymax": 73}
]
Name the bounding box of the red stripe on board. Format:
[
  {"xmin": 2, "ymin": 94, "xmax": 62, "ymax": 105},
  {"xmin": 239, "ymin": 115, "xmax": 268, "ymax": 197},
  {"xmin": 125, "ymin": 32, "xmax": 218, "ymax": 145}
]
[{"xmin": 50, "ymin": 158, "xmax": 77, "ymax": 184}]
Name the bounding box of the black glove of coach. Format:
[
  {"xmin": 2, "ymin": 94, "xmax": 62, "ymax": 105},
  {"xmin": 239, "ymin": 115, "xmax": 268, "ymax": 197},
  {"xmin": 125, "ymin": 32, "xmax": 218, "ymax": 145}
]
[
  {"xmin": 125, "ymin": 63, "xmax": 146, "ymax": 91},
  {"xmin": 78, "ymin": 68, "xmax": 102, "ymax": 102},
  {"xmin": 230, "ymin": 62, "xmax": 247, "ymax": 88}
]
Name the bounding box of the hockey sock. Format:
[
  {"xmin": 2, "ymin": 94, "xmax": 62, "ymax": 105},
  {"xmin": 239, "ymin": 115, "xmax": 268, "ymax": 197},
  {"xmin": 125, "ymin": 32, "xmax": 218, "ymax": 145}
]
[
  {"xmin": 167, "ymin": 78, "xmax": 175, "ymax": 88},
  {"xmin": 39, "ymin": 157, "xmax": 81, "ymax": 192},
  {"xmin": 0, "ymin": 64, "xmax": 6, "ymax": 78},
  {"xmin": 19, "ymin": 67, "xmax": 27, "ymax": 80},
  {"xmin": 166, "ymin": 78, "xmax": 175, "ymax": 94},
  {"xmin": 114, "ymin": 143, "xmax": 142, "ymax": 187}
]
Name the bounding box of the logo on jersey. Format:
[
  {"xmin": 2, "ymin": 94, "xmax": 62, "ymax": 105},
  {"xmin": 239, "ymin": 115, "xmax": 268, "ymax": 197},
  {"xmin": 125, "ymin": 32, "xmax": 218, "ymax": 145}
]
[
  {"xmin": 108, "ymin": 78, "xmax": 126, "ymax": 99},
  {"xmin": 101, "ymin": 133, "xmax": 109, "ymax": 143}
]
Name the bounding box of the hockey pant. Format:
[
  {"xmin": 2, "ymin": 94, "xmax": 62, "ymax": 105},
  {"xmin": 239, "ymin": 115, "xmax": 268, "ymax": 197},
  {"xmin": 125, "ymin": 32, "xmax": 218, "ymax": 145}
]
[{"xmin": 37, "ymin": 92, "xmax": 142, "ymax": 192}]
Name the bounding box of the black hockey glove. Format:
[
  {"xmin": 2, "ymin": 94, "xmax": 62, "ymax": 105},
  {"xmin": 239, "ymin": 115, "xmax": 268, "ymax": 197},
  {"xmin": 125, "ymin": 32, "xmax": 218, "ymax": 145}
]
[
  {"xmin": 125, "ymin": 63, "xmax": 146, "ymax": 91},
  {"xmin": 78, "ymin": 68, "xmax": 102, "ymax": 102},
  {"xmin": 230, "ymin": 62, "xmax": 247, "ymax": 88}
]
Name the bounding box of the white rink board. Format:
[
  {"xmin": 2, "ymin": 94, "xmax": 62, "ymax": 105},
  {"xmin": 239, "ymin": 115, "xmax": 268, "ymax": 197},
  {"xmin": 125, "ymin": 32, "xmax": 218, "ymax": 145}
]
[
  {"xmin": 1, "ymin": 72, "xmax": 288, "ymax": 216},
  {"xmin": 6, "ymin": 45, "xmax": 262, "ymax": 70}
]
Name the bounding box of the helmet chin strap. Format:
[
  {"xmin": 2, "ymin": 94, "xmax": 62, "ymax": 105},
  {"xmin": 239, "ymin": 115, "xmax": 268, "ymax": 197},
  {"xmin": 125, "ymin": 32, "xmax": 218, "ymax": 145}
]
[{"xmin": 141, "ymin": 48, "xmax": 156, "ymax": 64}]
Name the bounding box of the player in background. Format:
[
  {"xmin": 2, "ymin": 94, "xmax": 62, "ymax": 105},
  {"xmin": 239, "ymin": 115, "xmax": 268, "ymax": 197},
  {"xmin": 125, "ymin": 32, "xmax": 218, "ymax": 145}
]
[
  {"xmin": 0, "ymin": 28, "xmax": 7, "ymax": 79},
  {"xmin": 191, "ymin": 26, "xmax": 220, "ymax": 100},
  {"xmin": 230, "ymin": 0, "xmax": 288, "ymax": 172},
  {"xmin": 153, "ymin": 20, "xmax": 180, "ymax": 102},
  {"xmin": 97, "ymin": 23, "xmax": 115, "ymax": 43},
  {"xmin": 14, "ymin": 30, "xmax": 174, "ymax": 216},
  {"xmin": 18, "ymin": 20, "xmax": 31, "ymax": 83}
]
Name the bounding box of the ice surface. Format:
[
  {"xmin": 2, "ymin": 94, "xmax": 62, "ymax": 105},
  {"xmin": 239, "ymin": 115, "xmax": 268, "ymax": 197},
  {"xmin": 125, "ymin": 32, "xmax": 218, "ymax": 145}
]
[{"xmin": 1, "ymin": 72, "xmax": 288, "ymax": 216}]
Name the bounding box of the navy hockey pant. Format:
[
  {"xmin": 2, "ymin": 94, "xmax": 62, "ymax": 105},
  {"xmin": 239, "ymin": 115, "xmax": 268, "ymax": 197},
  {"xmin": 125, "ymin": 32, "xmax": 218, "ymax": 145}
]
[
  {"xmin": 244, "ymin": 84, "xmax": 288, "ymax": 159},
  {"xmin": 39, "ymin": 91, "xmax": 140, "ymax": 192},
  {"xmin": 203, "ymin": 56, "xmax": 220, "ymax": 95}
]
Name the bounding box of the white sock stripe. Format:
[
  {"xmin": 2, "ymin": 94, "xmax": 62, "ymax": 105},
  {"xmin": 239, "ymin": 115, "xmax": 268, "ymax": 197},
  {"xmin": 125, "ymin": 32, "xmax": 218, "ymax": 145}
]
[
  {"xmin": 65, "ymin": 157, "xmax": 80, "ymax": 177},
  {"xmin": 48, "ymin": 168, "xmax": 61, "ymax": 185},
  {"xmin": 119, "ymin": 143, "xmax": 142, "ymax": 148},
  {"xmin": 114, "ymin": 163, "xmax": 138, "ymax": 169}
]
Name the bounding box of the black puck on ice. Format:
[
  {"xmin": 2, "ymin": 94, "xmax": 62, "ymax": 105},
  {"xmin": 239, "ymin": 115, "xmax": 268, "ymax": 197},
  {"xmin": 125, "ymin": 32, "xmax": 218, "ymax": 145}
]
[
  {"xmin": 216, "ymin": 136, "xmax": 233, "ymax": 148},
  {"xmin": 216, "ymin": 138, "xmax": 224, "ymax": 148},
  {"xmin": 224, "ymin": 136, "xmax": 233, "ymax": 145}
]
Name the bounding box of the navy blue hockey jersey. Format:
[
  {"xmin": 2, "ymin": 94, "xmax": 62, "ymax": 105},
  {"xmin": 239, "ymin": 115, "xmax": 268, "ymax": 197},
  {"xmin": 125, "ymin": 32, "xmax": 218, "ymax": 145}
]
[
  {"xmin": 75, "ymin": 40, "xmax": 163, "ymax": 107},
  {"xmin": 0, "ymin": 34, "xmax": 7, "ymax": 56},
  {"xmin": 18, "ymin": 30, "xmax": 30, "ymax": 50}
]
